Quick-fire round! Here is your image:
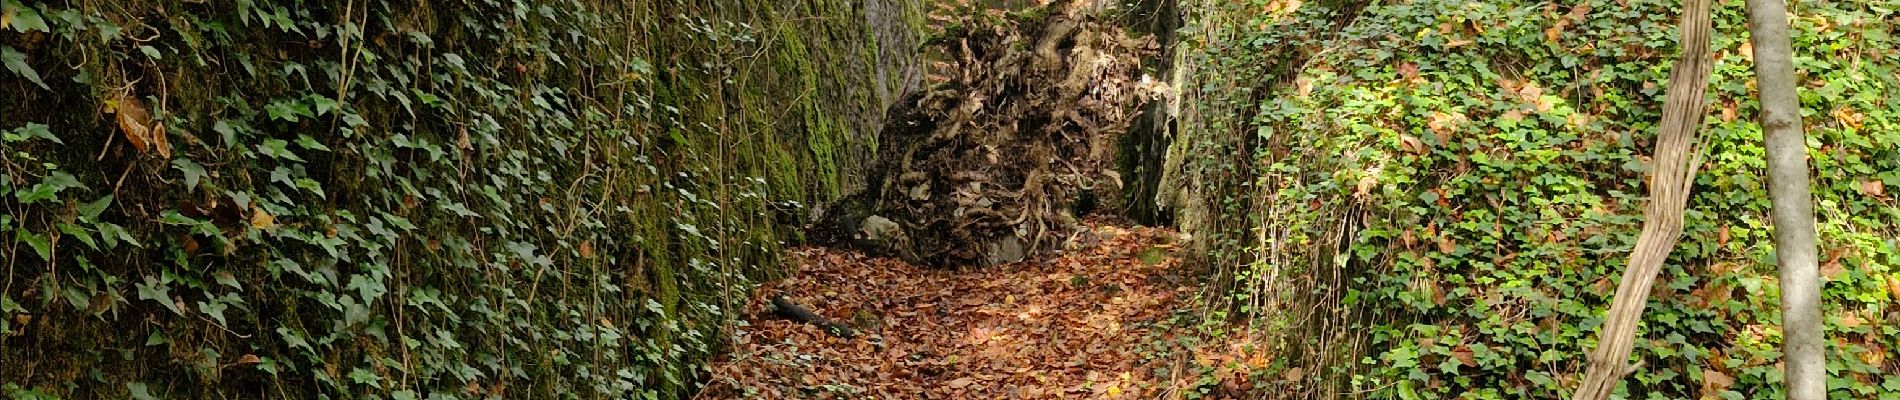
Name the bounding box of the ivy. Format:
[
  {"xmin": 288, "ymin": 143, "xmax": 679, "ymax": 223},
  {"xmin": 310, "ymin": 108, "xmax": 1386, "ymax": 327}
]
[
  {"xmin": 1, "ymin": 0, "xmax": 922, "ymax": 398},
  {"xmin": 1177, "ymin": 0, "xmax": 1900, "ymax": 397}
]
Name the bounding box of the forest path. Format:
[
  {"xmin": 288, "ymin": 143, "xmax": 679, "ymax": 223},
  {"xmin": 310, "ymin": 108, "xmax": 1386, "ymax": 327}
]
[{"xmin": 698, "ymin": 222, "xmax": 1256, "ymax": 399}]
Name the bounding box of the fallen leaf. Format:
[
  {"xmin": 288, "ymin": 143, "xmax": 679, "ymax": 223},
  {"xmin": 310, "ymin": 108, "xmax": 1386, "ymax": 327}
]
[
  {"xmin": 1860, "ymin": 180, "xmax": 1886, "ymax": 197},
  {"xmin": 111, "ymin": 91, "xmax": 171, "ymax": 159},
  {"xmin": 1820, "ymin": 260, "xmax": 1844, "ymax": 281},
  {"xmin": 251, "ymin": 209, "xmax": 275, "ymax": 230},
  {"xmin": 947, "ymin": 377, "xmax": 974, "ymax": 388},
  {"xmin": 237, "ymin": 354, "xmax": 262, "ymax": 365},
  {"xmin": 1450, "ymin": 346, "xmax": 1475, "ymax": 366}
]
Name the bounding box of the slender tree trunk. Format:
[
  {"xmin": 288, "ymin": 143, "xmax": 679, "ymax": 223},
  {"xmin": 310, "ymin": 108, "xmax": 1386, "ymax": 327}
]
[
  {"xmin": 1743, "ymin": 0, "xmax": 1826, "ymax": 398},
  {"xmin": 1570, "ymin": 0, "xmax": 1714, "ymax": 397}
]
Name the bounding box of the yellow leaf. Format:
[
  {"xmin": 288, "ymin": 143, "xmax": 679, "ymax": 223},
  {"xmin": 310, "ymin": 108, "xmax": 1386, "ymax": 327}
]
[{"xmin": 251, "ymin": 209, "xmax": 276, "ymax": 230}]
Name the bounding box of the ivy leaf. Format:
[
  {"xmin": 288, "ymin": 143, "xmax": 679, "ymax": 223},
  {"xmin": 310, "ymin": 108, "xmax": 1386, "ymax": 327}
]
[
  {"xmin": 6, "ymin": 123, "xmax": 58, "ymax": 144},
  {"xmin": 197, "ymin": 299, "xmax": 228, "ymax": 326},
  {"xmin": 4, "ymin": 1, "xmax": 49, "ymax": 33},
  {"xmin": 16, "ymin": 171, "xmax": 83, "ymax": 204},
  {"xmin": 13, "ymin": 228, "xmax": 50, "ymax": 261},
  {"xmin": 295, "ymin": 134, "xmax": 332, "ymax": 152},
  {"xmin": 135, "ymin": 276, "xmax": 181, "ymax": 315},
  {"xmin": 78, "ymin": 195, "xmax": 112, "ymax": 221},
  {"xmin": 57, "ymin": 223, "xmax": 97, "ymax": 250},
  {"xmin": 126, "ymin": 382, "xmax": 157, "ymax": 400},
  {"xmin": 348, "ymin": 368, "xmax": 381, "ymax": 387},
  {"xmin": 172, "ymin": 159, "xmax": 207, "ymax": 190},
  {"xmin": 138, "ymin": 45, "xmax": 161, "ymax": 60},
  {"xmin": 256, "ymin": 139, "xmax": 305, "ymax": 162},
  {"xmin": 1, "ymin": 46, "xmax": 47, "ymax": 90},
  {"xmin": 0, "ymin": 295, "xmax": 22, "ymax": 313},
  {"xmin": 212, "ymin": 120, "xmax": 237, "ymax": 148}
]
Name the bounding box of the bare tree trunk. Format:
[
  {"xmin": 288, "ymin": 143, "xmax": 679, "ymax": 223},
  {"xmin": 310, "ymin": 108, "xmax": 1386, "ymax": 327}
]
[
  {"xmin": 1570, "ymin": 0, "xmax": 1714, "ymax": 397},
  {"xmin": 1744, "ymin": 0, "xmax": 1826, "ymax": 398}
]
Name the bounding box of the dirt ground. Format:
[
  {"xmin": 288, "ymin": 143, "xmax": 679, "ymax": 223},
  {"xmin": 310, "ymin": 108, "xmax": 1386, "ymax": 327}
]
[{"xmin": 697, "ymin": 222, "xmax": 1270, "ymax": 399}]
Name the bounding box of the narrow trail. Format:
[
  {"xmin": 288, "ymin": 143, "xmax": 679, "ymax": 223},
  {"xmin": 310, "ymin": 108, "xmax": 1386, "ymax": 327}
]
[{"xmin": 699, "ymin": 222, "xmax": 1263, "ymax": 399}]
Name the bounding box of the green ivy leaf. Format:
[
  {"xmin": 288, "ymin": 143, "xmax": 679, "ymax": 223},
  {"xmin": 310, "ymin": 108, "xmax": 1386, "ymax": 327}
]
[
  {"xmin": 197, "ymin": 299, "xmax": 228, "ymax": 326},
  {"xmin": 256, "ymin": 139, "xmax": 304, "ymax": 162},
  {"xmin": 173, "ymin": 159, "xmax": 208, "ymax": 190},
  {"xmin": 126, "ymin": 382, "xmax": 157, "ymax": 400},
  {"xmin": 5, "ymin": 123, "xmax": 58, "ymax": 143},
  {"xmin": 135, "ymin": 275, "xmax": 181, "ymax": 315},
  {"xmin": 78, "ymin": 195, "xmax": 112, "ymax": 220},
  {"xmin": 1, "ymin": 46, "xmax": 48, "ymax": 90},
  {"xmin": 15, "ymin": 171, "xmax": 82, "ymax": 204},
  {"xmin": 4, "ymin": 1, "xmax": 49, "ymax": 33},
  {"xmin": 13, "ymin": 228, "xmax": 50, "ymax": 261},
  {"xmin": 347, "ymin": 368, "xmax": 381, "ymax": 387}
]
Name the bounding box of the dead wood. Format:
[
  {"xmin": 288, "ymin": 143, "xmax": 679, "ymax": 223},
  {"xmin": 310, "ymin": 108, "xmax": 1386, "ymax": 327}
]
[
  {"xmin": 814, "ymin": 1, "xmax": 1157, "ymax": 267},
  {"xmin": 770, "ymin": 295, "xmax": 857, "ymax": 338}
]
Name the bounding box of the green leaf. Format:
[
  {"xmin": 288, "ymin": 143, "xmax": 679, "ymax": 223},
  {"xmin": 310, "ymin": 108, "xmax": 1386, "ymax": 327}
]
[
  {"xmin": 212, "ymin": 120, "xmax": 237, "ymax": 147},
  {"xmin": 14, "ymin": 228, "xmax": 50, "ymax": 261},
  {"xmin": 172, "ymin": 159, "xmax": 207, "ymax": 190},
  {"xmin": 4, "ymin": 1, "xmax": 48, "ymax": 33},
  {"xmin": 215, "ymin": 272, "xmax": 241, "ymax": 291},
  {"xmin": 6, "ymin": 123, "xmax": 58, "ymax": 143},
  {"xmin": 1, "ymin": 294, "xmax": 24, "ymax": 313},
  {"xmin": 138, "ymin": 45, "xmax": 161, "ymax": 60},
  {"xmin": 135, "ymin": 275, "xmax": 181, "ymax": 315},
  {"xmin": 16, "ymin": 171, "xmax": 83, "ymax": 204},
  {"xmin": 78, "ymin": 195, "xmax": 112, "ymax": 220},
  {"xmin": 61, "ymin": 285, "xmax": 90, "ymax": 310},
  {"xmin": 2, "ymin": 46, "xmax": 47, "ymax": 89},
  {"xmin": 295, "ymin": 134, "xmax": 331, "ymax": 152},
  {"xmin": 256, "ymin": 139, "xmax": 304, "ymax": 162},
  {"xmin": 347, "ymin": 367, "xmax": 381, "ymax": 386},
  {"xmin": 58, "ymin": 223, "xmax": 97, "ymax": 250},
  {"xmin": 127, "ymin": 382, "xmax": 158, "ymax": 400},
  {"xmin": 198, "ymin": 299, "xmax": 228, "ymax": 326}
]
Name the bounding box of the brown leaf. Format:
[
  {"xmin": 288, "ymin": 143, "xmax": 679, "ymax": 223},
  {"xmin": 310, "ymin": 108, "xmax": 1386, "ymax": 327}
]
[
  {"xmin": 1281, "ymin": 367, "xmax": 1303, "ymax": 382},
  {"xmin": 1450, "ymin": 346, "xmax": 1476, "ymax": 366},
  {"xmin": 1396, "ymin": 62, "xmax": 1419, "ymax": 80},
  {"xmin": 237, "ymin": 354, "xmax": 262, "ymax": 365},
  {"xmin": 947, "ymin": 377, "xmax": 974, "ymax": 388},
  {"xmin": 1887, "ymin": 275, "xmax": 1900, "ymax": 302},
  {"xmin": 579, "ymin": 241, "xmax": 595, "ymax": 258},
  {"xmin": 1820, "ymin": 260, "xmax": 1845, "ymax": 281},
  {"xmin": 1399, "ymin": 134, "xmax": 1427, "ymax": 154},
  {"xmin": 1701, "ymin": 369, "xmax": 1734, "ymax": 395},
  {"xmin": 1860, "ymin": 180, "xmax": 1886, "ymax": 197},
  {"xmin": 111, "ymin": 92, "xmax": 170, "ymax": 159}
]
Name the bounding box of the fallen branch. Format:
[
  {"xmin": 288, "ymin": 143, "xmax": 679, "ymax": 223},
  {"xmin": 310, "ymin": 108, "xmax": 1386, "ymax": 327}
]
[{"xmin": 769, "ymin": 295, "xmax": 857, "ymax": 338}]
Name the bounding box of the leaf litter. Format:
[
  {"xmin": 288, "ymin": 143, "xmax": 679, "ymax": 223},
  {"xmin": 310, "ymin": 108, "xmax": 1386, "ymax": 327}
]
[{"xmin": 700, "ymin": 221, "xmax": 1267, "ymax": 399}]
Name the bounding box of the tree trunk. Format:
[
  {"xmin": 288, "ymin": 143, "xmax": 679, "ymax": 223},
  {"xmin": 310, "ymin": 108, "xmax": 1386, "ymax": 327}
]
[
  {"xmin": 1744, "ymin": 0, "xmax": 1826, "ymax": 397},
  {"xmin": 1570, "ymin": 0, "xmax": 1715, "ymax": 397}
]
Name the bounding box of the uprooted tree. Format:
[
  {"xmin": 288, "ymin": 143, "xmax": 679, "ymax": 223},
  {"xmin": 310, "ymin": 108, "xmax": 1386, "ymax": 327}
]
[{"xmin": 812, "ymin": 2, "xmax": 1158, "ymax": 267}]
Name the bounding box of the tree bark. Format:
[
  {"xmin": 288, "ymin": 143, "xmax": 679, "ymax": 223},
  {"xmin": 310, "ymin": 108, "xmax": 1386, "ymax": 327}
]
[
  {"xmin": 1743, "ymin": 0, "xmax": 1826, "ymax": 398},
  {"xmin": 1571, "ymin": 0, "xmax": 1714, "ymax": 397}
]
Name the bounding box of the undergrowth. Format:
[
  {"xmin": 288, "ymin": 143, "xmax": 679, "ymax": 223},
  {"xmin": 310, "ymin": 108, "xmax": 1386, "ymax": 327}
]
[{"xmin": 1171, "ymin": 0, "xmax": 1899, "ymax": 397}]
